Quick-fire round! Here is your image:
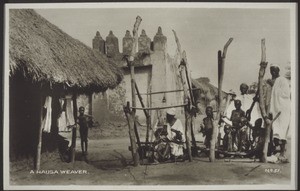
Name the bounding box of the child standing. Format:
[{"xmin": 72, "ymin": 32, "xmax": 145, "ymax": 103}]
[
  {"xmin": 200, "ymin": 106, "xmax": 214, "ymax": 148},
  {"xmin": 223, "ymin": 124, "xmax": 232, "ymax": 152},
  {"xmin": 230, "ymin": 100, "xmax": 245, "ymax": 152},
  {"xmin": 78, "ymin": 106, "xmax": 92, "ymax": 156},
  {"xmin": 248, "ymin": 118, "xmax": 265, "ymax": 158}
]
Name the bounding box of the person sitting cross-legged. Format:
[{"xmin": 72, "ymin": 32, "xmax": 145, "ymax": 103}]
[{"xmin": 165, "ymin": 108, "xmax": 186, "ymax": 161}]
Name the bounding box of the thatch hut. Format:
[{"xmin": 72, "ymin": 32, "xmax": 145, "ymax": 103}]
[
  {"xmin": 192, "ymin": 77, "xmax": 228, "ymax": 114},
  {"xmin": 9, "ymin": 9, "xmax": 123, "ymax": 164}
]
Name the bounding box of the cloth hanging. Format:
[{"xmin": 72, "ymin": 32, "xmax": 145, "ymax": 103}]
[
  {"xmin": 58, "ymin": 99, "xmax": 72, "ymax": 132},
  {"xmin": 58, "ymin": 111, "xmax": 69, "ymax": 132},
  {"xmin": 65, "ymin": 95, "xmax": 75, "ymax": 127},
  {"xmin": 42, "ymin": 96, "xmax": 52, "ymax": 133}
]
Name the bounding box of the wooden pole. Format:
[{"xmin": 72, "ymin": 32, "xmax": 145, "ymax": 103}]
[
  {"xmin": 135, "ymin": 82, "xmax": 151, "ymax": 143},
  {"xmin": 124, "ymin": 16, "xmax": 142, "ymax": 166},
  {"xmin": 182, "ymin": 53, "xmax": 197, "ymax": 148},
  {"xmin": 190, "ymin": 115, "xmax": 197, "ymax": 148},
  {"xmin": 179, "ymin": 60, "xmax": 192, "ymax": 161},
  {"xmin": 88, "ymin": 93, "xmax": 93, "ymax": 116},
  {"xmin": 137, "ymin": 88, "xmax": 202, "ymax": 95},
  {"xmin": 129, "ymin": 16, "xmax": 142, "ymax": 158},
  {"xmin": 35, "ymin": 95, "xmax": 44, "ymax": 170},
  {"xmin": 172, "ymin": 30, "xmax": 193, "ymax": 161},
  {"xmin": 210, "ymin": 38, "xmax": 233, "ymax": 162},
  {"xmin": 124, "ymin": 102, "xmax": 139, "ymax": 166},
  {"xmin": 257, "ymin": 39, "xmax": 272, "ymax": 163},
  {"xmin": 184, "ymin": 67, "xmax": 197, "ymax": 149},
  {"xmin": 184, "ymin": 105, "xmax": 193, "ymax": 162},
  {"xmin": 131, "ymin": 104, "xmax": 187, "ymax": 110},
  {"xmin": 71, "ymin": 93, "xmax": 78, "ymax": 164}
]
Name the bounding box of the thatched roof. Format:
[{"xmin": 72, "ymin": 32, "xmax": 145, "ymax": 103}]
[
  {"xmin": 192, "ymin": 77, "xmax": 228, "ymax": 101},
  {"xmin": 9, "ymin": 9, "xmax": 123, "ymax": 93}
]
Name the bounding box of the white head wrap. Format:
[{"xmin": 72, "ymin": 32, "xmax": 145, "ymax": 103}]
[
  {"xmin": 166, "ymin": 108, "xmax": 176, "ymax": 116},
  {"xmin": 228, "ymin": 89, "xmax": 236, "ymax": 96},
  {"xmin": 270, "ymin": 63, "xmax": 280, "ymax": 68}
]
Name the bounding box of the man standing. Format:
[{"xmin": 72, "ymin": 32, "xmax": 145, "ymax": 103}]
[
  {"xmin": 267, "ymin": 65, "xmax": 291, "ymax": 161},
  {"xmin": 223, "ymin": 84, "xmax": 260, "ymax": 126},
  {"xmin": 236, "ymin": 83, "xmax": 261, "ymax": 126}
]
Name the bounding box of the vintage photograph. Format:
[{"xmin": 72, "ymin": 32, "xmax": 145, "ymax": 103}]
[{"xmin": 3, "ymin": 2, "xmax": 297, "ymax": 190}]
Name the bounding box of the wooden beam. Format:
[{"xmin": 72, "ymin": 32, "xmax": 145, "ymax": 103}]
[
  {"xmin": 137, "ymin": 88, "xmax": 202, "ymax": 96},
  {"xmin": 185, "ymin": 106, "xmax": 193, "ymax": 162},
  {"xmin": 124, "ymin": 16, "xmax": 142, "ymax": 166},
  {"xmin": 190, "ymin": 113, "xmax": 197, "ymax": 148},
  {"xmin": 131, "ymin": 104, "xmax": 187, "ymax": 110},
  {"xmin": 172, "ymin": 29, "xmax": 193, "ymax": 162},
  {"xmin": 124, "ymin": 102, "xmax": 139, "ymax": 166},
  {"xmin": 133, "ymin": 122, "xmax": 141, "ymax": 148},
  {"xmin": 210, "ymin": 38, "xmax": 233, "ymax": 162},
  {"xmin": 71, "ymin": 93, "xmax": 78, "ymax": 164},
  {"xmin": 35, "ymin": 95, "xmax": 44, "ymax": 170},
  {"xmin": 257, "ymin": 38, "xmax": 273, "ymax": 163},
  {"xmin": 129, "ymin": 16, "xmax": 142, "ymax": 163},
  {"xmin": 134, "ymin": 82, "xmax": 151, "ymax": 143}
]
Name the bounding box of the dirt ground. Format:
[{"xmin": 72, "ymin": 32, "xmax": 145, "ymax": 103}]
[{"xmin": 10, "ymin": 134, "xmax": 292, "ymax": 186}]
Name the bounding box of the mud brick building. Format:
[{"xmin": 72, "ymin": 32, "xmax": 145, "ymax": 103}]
[{"xmin": 87, "ymin": 27, "xmax": 184, "ymax": 124}]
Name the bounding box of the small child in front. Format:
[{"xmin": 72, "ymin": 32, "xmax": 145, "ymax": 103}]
[
  {"xmin": 200, "ymin": 106, "xmax": 214, "ymax": 148},
  {"xmin": 77, "ymin": 106, "xmax": 92, "ymax": 156}
]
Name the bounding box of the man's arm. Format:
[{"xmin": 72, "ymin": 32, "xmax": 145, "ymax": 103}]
[{"xmin": 230, "ymin": 110, "xmax": 234, "ymax": 121}]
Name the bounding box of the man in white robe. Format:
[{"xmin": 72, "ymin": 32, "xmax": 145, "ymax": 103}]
[
  {"xmin": 166, "ymin": 108, "xmax": 185, "ymax": 158},
  {"xmin": 268, "ymin": 65, "xmax": 291, "ymax": 160},
  {"xmin": 222, "ymin": 84, "xmax": 261, "ymax": 150},
  {"xmin": 236, "ymin": 83, "xmax": 261, "ymax": 126}
]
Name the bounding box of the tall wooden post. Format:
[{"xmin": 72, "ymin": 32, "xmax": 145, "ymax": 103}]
[
  {"xmin": 257, "ymin": 39, "xmax": 272, "ymax": 163},
  {"xmin": 130, "ymin": 65, "xmax": 141, "ymax": 148},
  {"xmin": 35, "ymin": 95, "xmax": 45, "ymax": 170},
  {"xmin": 190, "ymin": 114, "xmax": 197, "ymax": 148},
  {"xmin": 184, "ymin": 105, "xmax": 193, "ymax": 162},
  {"xmin": 183, "ymin": 57, "xmax": 197, "ymax": 149},
  {"xmin": 129, "ymin": 16, "xmax": 142, "ymax": 153},
  {"xmin": 135, "ymin": 82, "xmax": 151, "ymax": 143},
  {"xmin": 126, "ymin": 16, "xmax": 142, "ymax": 166},
  {"xmin": 172, "ymin": 30, "xmax": 193, "ymax": 161},
  {"xmin": 124, "ymin": 102, "xmax": 139, "ymax": 166},
  {"xmin": 210, "ymin": 38, "xmax": 233, "ymax": 162},
  {"xmin": 71, "ymin": 93, "xmax": 78, "ymax": 164},
  {"xmin": 88, "ymin": 93, "xmax": 93, "ymax": 116}
]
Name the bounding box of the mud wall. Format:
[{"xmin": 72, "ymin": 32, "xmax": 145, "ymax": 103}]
[{"xmin": 91, "ymin": 27, "xmax": 184, "ymax": 124}]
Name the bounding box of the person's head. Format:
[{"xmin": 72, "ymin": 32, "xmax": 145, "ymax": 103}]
[
  {"xmin": 234, "ymin": 99, "xmax": 242, "ymax": 110},
  {"xmin": 224, "ymin": 125, "xmax": 230, "ymax": 134},
  {"xmin": 205, "ymin": 106, "xmax": 213, "ymax": 117},
  {"xmin": 254, "ymin": 118, "xmax": 263, "ymax": 128},
  {"xmin": 240, "ymin": 83, "xmax": 249, "ymax": 95},
  {"xmin": 270, "ymin": 65, "xmax": 280, "ymax": 79},
  {"xmin": 228, "ymin": 90, "xmax": 237, "ymax": 100},
  {"xmin": 79, "ymin": 106, "xmax": 85, "ymax": 115},
  {"xmin": 166, "ymin": 108, "xmax": 176, "ymax": 123}
]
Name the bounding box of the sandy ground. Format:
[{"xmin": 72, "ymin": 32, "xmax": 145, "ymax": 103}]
[{"xmin": 10, "ymin": 136, "xmax": 292, "ymax": 186}]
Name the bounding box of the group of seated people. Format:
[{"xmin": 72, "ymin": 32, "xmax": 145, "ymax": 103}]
[
  {"xmin": 152, "ymin": 94, "xmax": 263, "ymax": 161},
  {"xmin": 200, "ymin": 83, "xmax": 265, "ymax": 158},
  {"xmin": 154, "ymin": 72, "xmax": 290, "ymax": 161},
  {"xmin": 199, "ymin": 64, "xmax": 291, "ymax": 163}
]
